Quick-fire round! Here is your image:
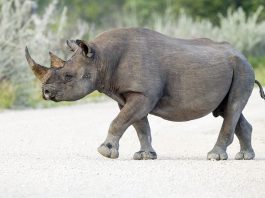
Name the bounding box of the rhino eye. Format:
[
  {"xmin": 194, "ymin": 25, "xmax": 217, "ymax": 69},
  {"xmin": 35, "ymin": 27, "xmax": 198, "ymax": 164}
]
[{"xmin": 64, "ymin": 73, "xmax": 73, "ymax": 82}]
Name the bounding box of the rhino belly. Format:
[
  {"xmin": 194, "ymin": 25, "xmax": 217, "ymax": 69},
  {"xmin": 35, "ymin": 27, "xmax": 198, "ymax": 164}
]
[{"xmin": 151, "ymin": 66, "xmax": 233, "ymax": 121}]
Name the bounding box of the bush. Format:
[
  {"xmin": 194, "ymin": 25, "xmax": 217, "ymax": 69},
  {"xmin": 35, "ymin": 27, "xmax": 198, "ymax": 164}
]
[
  {"xmin": 0, "ymin": 1, "xmax": 265, "ymax": 109},
  {"xmin": 0, "ymin": 82, "xmax": 15, "ymax": 109},
  {"xmin": 0, "ymin": 0, "xmax": 90, "ymax": 108},
  {"xmin": 149, "ymin": 7, "xmax": 265, "ymax": 57},
  {"xmin": 248, "ymin": 56, "xmax": 265, "ymax": 68},
  {"xmin": 248, "ymin": 56, "xmax": 265, "ymax": 85},
  {"xmin": 111, "ymin": 6, "xmax": 265, "ymax": 57}
]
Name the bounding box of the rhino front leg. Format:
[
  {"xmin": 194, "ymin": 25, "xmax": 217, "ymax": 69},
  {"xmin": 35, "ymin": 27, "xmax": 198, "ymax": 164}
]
[
  {"xmin": 98, "ymin": 93, "xmax": 154, "ymax": 159},
  {"xmin": 117, "ymin": 103, "xmax": 157, "ymax": 160},
  {"xmin": 132, "ymin": 117, "xmax": 157, "ymax": 160}
]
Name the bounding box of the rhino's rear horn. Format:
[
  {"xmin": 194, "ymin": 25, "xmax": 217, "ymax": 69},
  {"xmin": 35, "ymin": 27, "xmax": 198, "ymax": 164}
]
[
  {"xmin": 49, "ymin": 51, "xmax": 65, "ymax": 68},
  {"xmin": 25, "ymin": 47, "xmax": 49, "ymax": 81}
]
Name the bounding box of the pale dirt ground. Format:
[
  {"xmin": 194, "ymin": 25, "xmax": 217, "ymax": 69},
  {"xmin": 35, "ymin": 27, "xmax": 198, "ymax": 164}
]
[{"xmin": 0, "ymin": 88, "xmax": 265, "ymax": 198}]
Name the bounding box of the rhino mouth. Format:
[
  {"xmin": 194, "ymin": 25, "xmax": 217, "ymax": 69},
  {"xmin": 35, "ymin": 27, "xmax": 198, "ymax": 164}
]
[
  {"xmin": 42, "ymin": 84, "xmax": 63, "ymax": 102},
  {"xmin": 42, "ymin": 91, "xmax": 60, "ymax": 102},
  {"xmin": 49, "ymin": 96, "xmax": 58, "ymax": 102}
]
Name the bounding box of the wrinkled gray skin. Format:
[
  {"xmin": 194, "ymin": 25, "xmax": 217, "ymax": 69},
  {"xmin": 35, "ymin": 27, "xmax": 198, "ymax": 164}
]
[{"xmin": 26, "ymin": 28, "xmax": 265, "ymax": 160}]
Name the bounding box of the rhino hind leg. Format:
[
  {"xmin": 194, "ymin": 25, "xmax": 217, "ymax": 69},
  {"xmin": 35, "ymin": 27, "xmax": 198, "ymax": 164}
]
[
  {"xmin": 234, "ymin": 114, "xmax": 255, "ymax": 160},
  {"xmin": 208, "ymin": 60, "xmax": 254, "ymax": 160},
  {"xmin": 132, "ymin": 117, "xmax": 157, "ymax": 160}
]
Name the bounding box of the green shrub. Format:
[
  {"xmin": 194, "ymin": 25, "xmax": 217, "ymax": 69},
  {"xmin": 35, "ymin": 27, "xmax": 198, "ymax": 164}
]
[
  {"xmin": 249, "ymin": 56, "xmax": 265, "ymax": 85},
  {"xmin": 248, "ymin": 56, "xmax": 265, "ymax": 68},
  {"xmin": 1, "ymin": 0, "xmax": 265, "ymax": 109},
  {"xmin": 0, "ymin": 0, "xmax": 90, "ymax": 108},
  {"xmin": 0, "ymin": 82, "xmax": 15, "ymax": 109},
  {"xmin": 254, "ymin": 67, "xmax": 265, "ymax": 85},
  {"xmin": 149, "ymin": 7, "xmax": 265, "ymax": 57}
]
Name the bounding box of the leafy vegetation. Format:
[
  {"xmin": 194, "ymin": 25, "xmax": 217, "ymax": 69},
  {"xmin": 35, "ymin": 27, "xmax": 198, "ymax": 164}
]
[
  {"xmin": 36, "ymin": 0, "xmax": 265, "ymax": 25},
  {"xmin": 0, "ymin": 0, "xmax": 265, "ymax": 109},
  {"xmin": 249, "ymin": 56, "xmax": 265, "ymax": 84},
  {"xmin": 0, "ymin": 0, "xmax": 90, "ymax": 109}
]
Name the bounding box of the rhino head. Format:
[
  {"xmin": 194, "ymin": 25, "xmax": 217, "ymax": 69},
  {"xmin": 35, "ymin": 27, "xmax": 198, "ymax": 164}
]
[{"xmin": 25, "ymin": 40, "xmax": 98, "ymax": 102}]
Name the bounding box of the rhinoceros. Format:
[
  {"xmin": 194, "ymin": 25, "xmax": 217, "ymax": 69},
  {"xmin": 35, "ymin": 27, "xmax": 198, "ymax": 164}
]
[{"xmin": 25, "ymin": 27, "xmax": 265, "ymax": 160}]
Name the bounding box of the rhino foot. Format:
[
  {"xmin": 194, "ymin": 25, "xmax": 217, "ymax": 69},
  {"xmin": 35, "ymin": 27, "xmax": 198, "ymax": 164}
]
[
  {"xmin": 133, "ymin": 151, "xmax": 157, "ymax": 160},
  {"xmin": 235, "ymin": 150, "xmax": 255, "ymax": 160},
  {"xmin": 98, "ymin": 143, "xmax": 119, "ymax": 159},
  {"xmin": 207, "ymin": 147, "xmax": 228, "ymax": 160}
]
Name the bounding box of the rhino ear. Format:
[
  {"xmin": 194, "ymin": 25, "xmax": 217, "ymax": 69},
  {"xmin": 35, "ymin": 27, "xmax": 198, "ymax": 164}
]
[
  {"xmin": 66, "ymin": 40, "xmax": 78, "ymax": 52},
  {"xmin": 76, "ymin": 40, "xmax": 94, "ymax": 58},
  {"xmin": 49, "ymin": 51, "xmax": 65, "ymax": 68}
]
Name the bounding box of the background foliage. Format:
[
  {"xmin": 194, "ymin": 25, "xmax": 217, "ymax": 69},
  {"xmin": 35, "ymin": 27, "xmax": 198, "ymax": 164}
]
[
  {"xmin": 0, "ymin": 0, "xmax": 265, "ymax": 109},
  {"xmin": 36, "ymin": 0, "xmax": 265, "ymax": 25}
]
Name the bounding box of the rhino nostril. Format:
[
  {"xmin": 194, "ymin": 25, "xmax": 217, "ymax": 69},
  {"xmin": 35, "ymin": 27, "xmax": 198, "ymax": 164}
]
[{"xmin": 44, "ymin": 89, "xmax": 50, "ymax": 95}]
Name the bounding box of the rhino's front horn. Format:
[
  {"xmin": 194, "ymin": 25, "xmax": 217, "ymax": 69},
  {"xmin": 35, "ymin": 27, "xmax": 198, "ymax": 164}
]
[
  {"xmin": 49, "ymin": 51, "xmax": 65, "ymax": 68},
  {"xmin": 25, "ymin": 47, "xmax": 49, "ymax": 81}
]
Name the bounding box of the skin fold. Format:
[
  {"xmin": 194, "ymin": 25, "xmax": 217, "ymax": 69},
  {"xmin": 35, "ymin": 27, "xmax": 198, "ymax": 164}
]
[{"xmin": 25, "ymin": 27, "xmax": 265, "ymax": 160}]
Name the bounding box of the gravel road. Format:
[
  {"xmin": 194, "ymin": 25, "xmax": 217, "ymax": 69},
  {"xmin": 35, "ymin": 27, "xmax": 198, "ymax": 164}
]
[{"xmin": 0, "ymin": 88, "xmax": 265, "ymax": 198}]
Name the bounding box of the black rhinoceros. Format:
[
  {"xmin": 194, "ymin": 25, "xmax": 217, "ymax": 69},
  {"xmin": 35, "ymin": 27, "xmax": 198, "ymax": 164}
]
[{"xmin": 25, "ymin": 28, "xmax": 265, "ymax": 160}]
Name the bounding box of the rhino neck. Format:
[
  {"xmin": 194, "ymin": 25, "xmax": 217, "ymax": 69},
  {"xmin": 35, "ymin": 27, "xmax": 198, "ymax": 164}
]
[
  {"xmin": 96, "ymin": 63, "xmax": 125, "ymax": 105},
  {"xmin": 92, "ymin": 38, "xmax": 126, "ymax": 104},
  {"xmin": 96, "ymin": 60, "xmax": 117, "ymax": 94},
  {"xmin": 95, "ymin": 54, "xmax": 124, "ymax": 104}
]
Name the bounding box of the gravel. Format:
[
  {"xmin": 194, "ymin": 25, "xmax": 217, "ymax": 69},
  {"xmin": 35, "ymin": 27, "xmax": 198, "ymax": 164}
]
[{"xmin": 0, "ymin": 88, "xmax": 265, "ymax": 198}]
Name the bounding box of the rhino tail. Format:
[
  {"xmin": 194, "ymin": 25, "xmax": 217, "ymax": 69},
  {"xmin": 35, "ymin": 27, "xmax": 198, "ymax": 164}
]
[{"xmin": 255, "ymin": 80, "xmax": 265, "ymax": 100}]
